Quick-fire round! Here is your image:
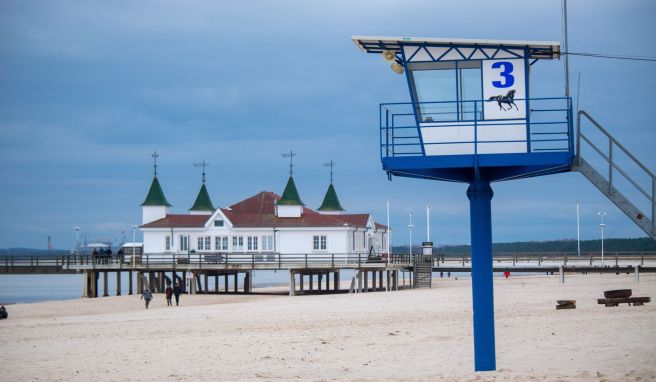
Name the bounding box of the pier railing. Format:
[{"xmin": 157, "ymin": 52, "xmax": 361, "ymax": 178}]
[
  {"xmin": 1, "ymin": 252, "xmax": 412, "ymax": 273},
  {"xmin": 2, "ymin": 251, "xmax": 655, "ymax": 274}
]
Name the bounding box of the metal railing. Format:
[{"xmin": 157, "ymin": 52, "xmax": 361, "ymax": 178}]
[
  {"xmin": 379, "ymin": 97, "xmax": 573, "ymax": 159},
  {"xmin": 577, "ymin": 110, "xmax": 656, "ymax": 234},
  {"xmin": 2, "ymin": 251, "xmax": 654, "ymax": 273},
  {"xmin": 431, "ymin": 251, "xmax": 656, "ymax": 267},
  {"xmin": 0, "ymin": 252, "xmax": 414, "ymax": 272}
]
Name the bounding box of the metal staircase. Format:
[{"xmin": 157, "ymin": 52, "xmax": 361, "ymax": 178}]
[
  {"xmin": 413, "ymin": 255, "xmax": 433, "ymax": 288},
  {"xmin": 573, "ymin": 110, "xmax": 655, "ymax": 238}
]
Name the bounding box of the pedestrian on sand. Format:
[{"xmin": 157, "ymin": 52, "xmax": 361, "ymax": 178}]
[
  {"xmin": 173, "ymin": 282, "xmax": 181, "ymax": 306},
  {"xmin": 141, "ymin": 288, "xmax": 153, "ymax": 309},
  {"xmin": 165, "ymin": 283, "xmax": 173, "ymax": 306}
]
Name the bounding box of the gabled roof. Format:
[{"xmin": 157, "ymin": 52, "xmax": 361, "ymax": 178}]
[
  {"xmin": 141, "ymin": 214, "xmax": 209, "ymax": 228},
  {"xmin": 277, "ymin": 176, "xmax": 303, "ymax": 205},
  {"xmin": 141, "ymin": 191, "xmax": 381, "ymax": 229},
  {"xmin": 189, "ymin": 184, "xmax": 215, "ymax": 211},
  {"xmin": 141, "ymin": 177, "xmax": 172, "ymax": 207},
  {"xmin": 318, "ymin": 183, "xmax": 344, "ymax": 211}
]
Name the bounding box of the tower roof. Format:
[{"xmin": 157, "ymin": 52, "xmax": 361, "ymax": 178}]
[
  {"xmin": 277, "ymin": 176, "xmax": 304, "ymax": 205},
  {"xmin": 189, "ymin": 183, "xmax": 215, "ymax": 211},
  {"xmin": 318, "ymin": 183, "xmax": 344, "ymax": 211},
  {"xmin": 141, "ymin": 176, "xmax": 171, "ymax": 207}
]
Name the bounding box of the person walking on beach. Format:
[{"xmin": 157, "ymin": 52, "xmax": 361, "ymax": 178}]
[
  {"xmin": 173, "ymin": 282, "xmax": 181, "ymax": 306},
  {"xmin": 165, "ymin": 283, "xmax": 173, "ymax": 306},
  {"xmin": 141, "ymin": 288, "xmax": 153, "ymax": 309}
]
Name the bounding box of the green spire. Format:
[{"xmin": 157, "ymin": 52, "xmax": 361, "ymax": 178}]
[
  {"xmin": 278, "ymin": 176, "xmax": 304, "ymax": 205},
  {"xmin": 190, "ymin": 183, "xmax": 215, "ymax": 211},
  {"xmin": 141, "ymin": 176, "xmax": 171, "ymax": 207},
  {"xmin": 318, "ymin": 183, "xmax": 344, "ymax": 211}
]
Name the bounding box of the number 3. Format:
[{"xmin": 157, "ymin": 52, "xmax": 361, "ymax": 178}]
[{"xmin": 492, "ymin": 61, "xmax": 514, "ymax": 88}]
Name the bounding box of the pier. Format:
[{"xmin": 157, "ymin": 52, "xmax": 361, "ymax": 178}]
[{"xmin": 2, "ymin": 251, "xmax": 655, "ymax": 298}]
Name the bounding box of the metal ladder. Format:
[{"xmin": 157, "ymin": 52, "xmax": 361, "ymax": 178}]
[{"xmin": 572, "ymin": 110, "xmax": 655, "ymax": 238}]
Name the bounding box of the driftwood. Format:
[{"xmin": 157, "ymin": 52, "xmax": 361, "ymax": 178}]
[
  {"xmin": 597, "ymin": 296, "xmax": 650, "ymax": 307},
  {"xmin": 556, "ymin": 300, "xmax": 576, "ymax": 310},
  {"xmin": 604, "ymin": 289, "xmax": 632, "ymax": 299}
]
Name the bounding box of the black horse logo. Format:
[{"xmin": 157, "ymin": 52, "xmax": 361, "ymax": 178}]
[{"xmin": 488, "ymin": 89, "xmax": 518, "ymax": 111}]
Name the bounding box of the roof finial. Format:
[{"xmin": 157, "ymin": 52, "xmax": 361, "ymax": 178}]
[
  {"xmin": 151, "ymin": 151, "xmax": 159, "ymax": 176},
  {"xmin": 323, "ymin": 160, "xmax": 336, "ymax": 184},
  {"xmin": 281, "ymin": 149, "xmax": 296, "ymax": 177},
  {"xmin": 193, "ymin": 160, "xmax": 210, "ymax": 184}
]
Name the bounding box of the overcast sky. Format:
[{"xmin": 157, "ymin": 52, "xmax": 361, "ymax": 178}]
[{"xmin": 1, "ymin": 0, "xmax": 654, "ymax": 249}]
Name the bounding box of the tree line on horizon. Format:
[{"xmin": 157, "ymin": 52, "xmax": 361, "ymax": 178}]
[{"xmin": 393, "ymin": 237, "xmax": 656, "ymax": 255}]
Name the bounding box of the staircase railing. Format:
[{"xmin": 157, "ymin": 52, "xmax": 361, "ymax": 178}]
[{"xmin": 576, "ymin": 110, "xmax": 655, "ymax": 235}]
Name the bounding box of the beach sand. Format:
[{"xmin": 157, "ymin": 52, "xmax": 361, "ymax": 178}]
[{"xmin": 1, "ymin": 273, "xmax": 655, "ymax": 381}]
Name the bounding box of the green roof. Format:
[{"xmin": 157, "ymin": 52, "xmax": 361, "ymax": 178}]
[
  {"xmin": 277, "ymin": 176, "xmax": 304, "ymax": 205},
  {"xmin": 141, "ymin": 177, "xmax": 171, "ymax": 207},
  {"xmin": 318, "ymin": 183, "xmax": 344, "ymax": 211},
  {"xmin": 189, "ymin": 183, "xmax": 215, "ymax": 211}
]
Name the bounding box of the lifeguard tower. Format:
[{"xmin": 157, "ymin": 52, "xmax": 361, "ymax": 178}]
[{"xmin": 353, "ymin": 35, "xmax": 655, "ymax": 371}]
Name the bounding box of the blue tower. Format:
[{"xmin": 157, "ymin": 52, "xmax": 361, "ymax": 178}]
[{"xmin": 353, "ymin": 36, "xmax": 573, "ymax": 371}]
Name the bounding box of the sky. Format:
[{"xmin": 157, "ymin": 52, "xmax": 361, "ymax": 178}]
[{"xmin": 0, "ymin": 0, "xmax": 654, "ymax": 249}]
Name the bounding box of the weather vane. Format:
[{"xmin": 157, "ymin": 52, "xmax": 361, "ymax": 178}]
[
  {"xmin": 281, "ymin": 149, "xmax": 296, "ymax": 177},
  {"xmin": 151, "ymin": 151, "xmax": 159, "ymax": 176},
  {"xmin": 193, "ymin": 160, "xmax": 210, "ymax": 183},
  {"xmin": 323, "ymin": 160, "xmax": 336, "ymax": 183}
]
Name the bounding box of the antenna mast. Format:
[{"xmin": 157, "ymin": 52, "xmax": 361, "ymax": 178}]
[
  {"xmin": 562, "ymin": 0, "xmax": 570, "ymax": 98},
  {"xmin": 323, "ymin": 160, "xmax": 336, "ymax": 183},
  {"xmin": 281, "ymin": 149, "xmax": 296, "ymax": 177},
  {"xmin": 193, "ymin": 160, "xmax": 210, "ymax": 183},
  {"xmin": 151, "ymin": 151, "xmax": 159, "ymax": 176}
]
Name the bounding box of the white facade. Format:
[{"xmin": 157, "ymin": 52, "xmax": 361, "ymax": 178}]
[{"xmin": 141, "ymin": 200, "xmax": 388, "ymax": 257}]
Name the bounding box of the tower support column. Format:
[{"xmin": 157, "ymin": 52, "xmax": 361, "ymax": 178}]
[{"xmin": 467, "ymin": 180, "xmax": 496, "ymax": 372}]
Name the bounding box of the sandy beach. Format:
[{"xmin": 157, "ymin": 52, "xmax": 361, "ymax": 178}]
[{"xmin": 1, "ymin": 273, "xmax": 655, "ymax": 381}]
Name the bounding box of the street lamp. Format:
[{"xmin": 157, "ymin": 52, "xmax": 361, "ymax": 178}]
[
  {"xmin": 408, "ymin": 212, "xmax": 414, "ymax": 257},
  {"xmin": 131, "ymin": 225, "xmax": 137, "ymax": 268},
  {"xmin": 598, "ymin": 211, "xmax": 606, "ymax": 267},
  {"xmin": 74, "ymin": 227, "xmax": 80, "ymax": 254}
]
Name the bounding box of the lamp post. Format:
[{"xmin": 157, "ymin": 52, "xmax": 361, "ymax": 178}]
[
  {"xmin": 576, "ymin": 201, "xmax": 581, "ymax": 257},
  {"xmin": 598, "ymin": 211, "xmax": 606, "ymax": 267},
  {"xmin": 408, "ymin": 212, "xmax": 414, "ymax": 257},
  {"xmin": 386, "ymin": 200, "xmax": 391, "ymax": 264},
  {"xmin": 74, "ymin": 227, "xmax": 80, "ymax": 254},
  {"xmin": 131, "ymin": 225, "xmax": 137, "ymax": 269}
]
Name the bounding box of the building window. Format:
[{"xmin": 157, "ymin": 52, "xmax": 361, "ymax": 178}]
[
  {"xmin": 313, "ymin": 235, "xmax": 327, "ymax": 250},
  {"xmin": 214, "ymin": 220, "xmax": 224, "ymax": 227},
  {"xmin": 180, "ymin": 236, "xmax": 188, "ymax": 251},
  {"xmin": 232, "ymin": 236, "xmax": 244, "ymax": 252},
  {"xmin": 262, "ymin": 235, "xmax": 273, "ymax": 251},
  {"xmin": 247, "ymin": 236, "xmax": 258, "ymax": 251},
  {"xmin": 197, "ymin": 236, "xmax": 211, "ymax": 251},
  {"xmin": 165, "ymin": 236, "xmax": 171, "ymax": 251},
  {"xmin": 215, "ymin": 236, "xmax": 229, "ymax": 251}
]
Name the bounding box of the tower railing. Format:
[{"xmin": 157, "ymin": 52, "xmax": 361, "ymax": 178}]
[{"xmin": 379, "ymin": 97, "xmax": 573, "ymax": 159}]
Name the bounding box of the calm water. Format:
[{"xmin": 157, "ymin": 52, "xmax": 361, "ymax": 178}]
[{"xmin": 0, "ymin": 270, "xmax": 485, "ymax": 304}]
